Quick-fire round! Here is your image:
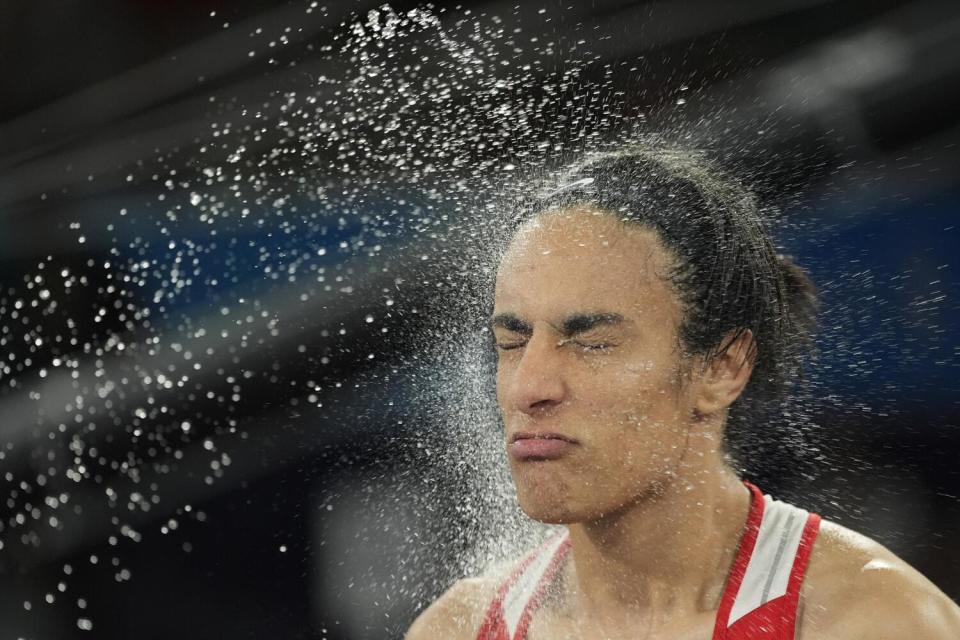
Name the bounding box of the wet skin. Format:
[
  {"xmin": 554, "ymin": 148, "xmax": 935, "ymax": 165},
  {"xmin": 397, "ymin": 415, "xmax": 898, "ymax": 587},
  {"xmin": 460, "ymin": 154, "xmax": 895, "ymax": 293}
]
[
  {"xmin": 488, "ymin": 207, "xmax": 756, "ymax": 638},
  {"xmin": 406, "ymin": 207, "xmax": 960, "ymax": 640},
  {"xmin": 492, "ymin": 207, "xmax": 699, "ymax": 524}
]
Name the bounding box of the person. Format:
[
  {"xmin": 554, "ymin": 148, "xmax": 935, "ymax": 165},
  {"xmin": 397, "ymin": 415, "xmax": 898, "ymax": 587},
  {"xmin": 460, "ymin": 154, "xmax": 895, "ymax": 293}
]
[{"xmin": 405, "ymin": 146, "xmax": 960, "ymax": 639}]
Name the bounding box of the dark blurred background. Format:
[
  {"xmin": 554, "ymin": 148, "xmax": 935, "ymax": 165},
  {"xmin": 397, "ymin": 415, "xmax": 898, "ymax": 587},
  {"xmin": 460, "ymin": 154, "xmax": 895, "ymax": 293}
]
[{"xmin": 1, "ymin": 1, "xmax": 959, "ymax": 638}]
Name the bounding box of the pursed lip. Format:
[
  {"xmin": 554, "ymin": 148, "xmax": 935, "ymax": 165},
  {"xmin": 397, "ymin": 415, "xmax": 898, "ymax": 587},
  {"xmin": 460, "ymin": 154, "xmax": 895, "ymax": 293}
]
[
  {"xmin": 508, "ymin": 431, "xmax": 579, "ymax": 461},
  {"xmin": 509, "ymin": 431, "xmax": 580, "ymax": 445}
]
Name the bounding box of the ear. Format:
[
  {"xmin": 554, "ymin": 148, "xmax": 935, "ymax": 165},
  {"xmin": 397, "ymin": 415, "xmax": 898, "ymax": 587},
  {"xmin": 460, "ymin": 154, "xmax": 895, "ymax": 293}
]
[{"xmin": 694, "ymin": 329, "xmax": 756, "ymax": 417}]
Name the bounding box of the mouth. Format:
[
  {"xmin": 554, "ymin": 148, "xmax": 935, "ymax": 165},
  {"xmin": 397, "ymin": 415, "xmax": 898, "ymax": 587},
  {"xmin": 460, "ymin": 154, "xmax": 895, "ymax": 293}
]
[
  {"xmin": 508, "ymin": 431, "xmax": 579, "ymax": 461},
  {"xmin": 509, "ymin": 431, "xmax": 579, "ymax": 445}
]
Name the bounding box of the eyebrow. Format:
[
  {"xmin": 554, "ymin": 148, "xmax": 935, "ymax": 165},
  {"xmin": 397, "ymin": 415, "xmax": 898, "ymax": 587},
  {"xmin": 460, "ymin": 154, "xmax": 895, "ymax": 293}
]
[{"xmin": 489, "ymin": 312, "xmax": 626, "ymax": 337}]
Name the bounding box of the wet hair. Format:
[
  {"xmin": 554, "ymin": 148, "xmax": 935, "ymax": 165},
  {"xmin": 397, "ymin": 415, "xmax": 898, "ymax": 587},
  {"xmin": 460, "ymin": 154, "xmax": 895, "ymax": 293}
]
[{"xmin": 510, "ymin": 145, "xmax": 819, "ymax": 442}]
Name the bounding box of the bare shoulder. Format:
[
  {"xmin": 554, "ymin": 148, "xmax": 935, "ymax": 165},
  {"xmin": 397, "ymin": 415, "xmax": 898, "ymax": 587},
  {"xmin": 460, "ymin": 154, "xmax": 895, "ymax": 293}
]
[
  {"xmin": 799, "ymin": 518, "xmax": 960, "ymax": 639},
  {"xmin": 404, "ymin": 575, "xmax": 500, "ymax": 640}
]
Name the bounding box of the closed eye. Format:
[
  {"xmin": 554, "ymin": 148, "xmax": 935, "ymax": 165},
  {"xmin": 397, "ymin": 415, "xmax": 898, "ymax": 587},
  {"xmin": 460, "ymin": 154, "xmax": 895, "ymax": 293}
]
[
  {"xmin": 574, "ymin": 341, "xmax": 613, "ymax": 351},
  {"xmin": 494, "ymin": 341, "xmax": 614, "ymax": 352}
]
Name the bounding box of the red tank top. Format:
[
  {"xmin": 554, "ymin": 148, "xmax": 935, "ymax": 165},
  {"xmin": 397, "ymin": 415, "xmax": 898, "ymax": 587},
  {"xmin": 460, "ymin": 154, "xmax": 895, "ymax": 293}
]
[{"xmin": 476, "ymin": 482, "xmax": 821, "ymax": 640}]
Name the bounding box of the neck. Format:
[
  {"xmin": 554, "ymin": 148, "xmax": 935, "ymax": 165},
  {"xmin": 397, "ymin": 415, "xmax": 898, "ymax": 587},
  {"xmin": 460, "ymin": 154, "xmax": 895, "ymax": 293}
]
[{"xmin": 563, "ymin": 460, "xmax": 752, "ymax": 623}]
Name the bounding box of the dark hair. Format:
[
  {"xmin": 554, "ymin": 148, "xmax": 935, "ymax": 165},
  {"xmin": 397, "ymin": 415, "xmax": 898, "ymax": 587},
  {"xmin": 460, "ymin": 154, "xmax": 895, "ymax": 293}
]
[{"xmin": 510, "ymin": 145, "xmax": 818, "ymax": 440}]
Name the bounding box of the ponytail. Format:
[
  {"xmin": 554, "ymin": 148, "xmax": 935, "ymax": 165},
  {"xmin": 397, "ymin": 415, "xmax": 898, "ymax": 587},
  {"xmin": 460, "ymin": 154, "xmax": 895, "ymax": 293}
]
[{"xmin": 776, "ymin": 255, "xmax": 819, "ymax": 350}]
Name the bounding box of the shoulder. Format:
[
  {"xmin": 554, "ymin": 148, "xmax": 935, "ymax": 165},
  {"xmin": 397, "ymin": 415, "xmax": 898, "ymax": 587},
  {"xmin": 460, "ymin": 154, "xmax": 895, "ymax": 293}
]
[
  {"xmin": 799, "ymin": 518, "xmax": 960, "ymax": 639},
  {"xmin": 404, "ymin": 576, "xmax": 500, "ymax": 640}
]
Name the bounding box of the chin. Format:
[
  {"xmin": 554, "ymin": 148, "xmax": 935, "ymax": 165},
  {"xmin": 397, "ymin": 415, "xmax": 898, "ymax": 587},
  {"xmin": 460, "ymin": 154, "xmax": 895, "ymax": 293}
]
[
  {"xmin": 518, "ymin": 500, "xmax": 580, "ymax": 525},
  {"xmin": 514, "ymin": 473, "xmax": 665, "ymax": 525},
  {"xmin": 515, "ymin": 485, "xmax": 591, "ymax": 525}
]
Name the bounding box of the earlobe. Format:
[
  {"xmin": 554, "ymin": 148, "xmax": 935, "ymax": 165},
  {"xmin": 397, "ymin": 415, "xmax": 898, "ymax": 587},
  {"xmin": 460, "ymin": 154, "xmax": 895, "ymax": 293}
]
[{"xmin": 693, "ymin": 330, "xmax": 756, "ymax": 417}]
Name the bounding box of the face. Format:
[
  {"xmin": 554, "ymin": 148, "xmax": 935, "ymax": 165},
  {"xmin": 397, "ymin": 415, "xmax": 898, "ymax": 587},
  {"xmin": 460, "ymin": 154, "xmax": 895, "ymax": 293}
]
[{"xmin": 492, "ymin": 207, "xmax": 698, "ymax": 524}]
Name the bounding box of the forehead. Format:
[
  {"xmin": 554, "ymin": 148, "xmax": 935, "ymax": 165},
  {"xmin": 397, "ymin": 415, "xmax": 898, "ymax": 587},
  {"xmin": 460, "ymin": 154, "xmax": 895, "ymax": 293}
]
[{"xmin": 494, "ymin": 208, "xmax": 680, "ymax": 321}]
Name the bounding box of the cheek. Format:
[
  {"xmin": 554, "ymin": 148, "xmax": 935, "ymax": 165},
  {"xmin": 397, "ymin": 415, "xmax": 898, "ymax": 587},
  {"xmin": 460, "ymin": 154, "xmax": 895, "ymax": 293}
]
[
  {"xmin": 588, "ymin": 382, "xmax": 688, "ymax": 482},
  {"xmin": 583, "ymin": 357, "xmax": 678, "ymax": 414},
  {"xmin": 494, "ymin": 363, "xmax": 509, "ymax": 405}
]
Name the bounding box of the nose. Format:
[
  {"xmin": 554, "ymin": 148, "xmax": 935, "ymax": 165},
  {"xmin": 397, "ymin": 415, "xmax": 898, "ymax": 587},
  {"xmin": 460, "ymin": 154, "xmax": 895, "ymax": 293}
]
[{"xmin": 501, "ymin": 329, "xmax": 567, "ymax": 416}]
